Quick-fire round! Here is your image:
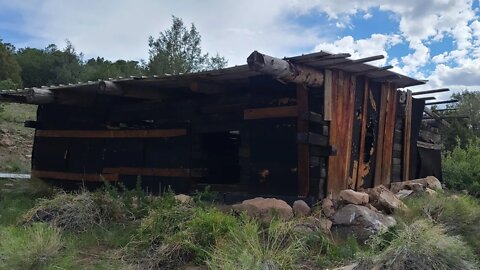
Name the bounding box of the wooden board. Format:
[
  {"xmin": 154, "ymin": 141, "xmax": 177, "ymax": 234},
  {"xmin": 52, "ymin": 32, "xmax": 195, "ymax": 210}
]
[
  {"xmin": 32, "ymin": 170, "xmax": 118, "ymax": 182},
  {"xmin": 327, "ymin": 70, "xmax": 357, "ymax": 196},
  {"xmin": 374, "ymin": 84, "xmax": 389, "ymax": 187},
  {"xmin": 297, "ymin": 84, "xmax": 310, "ymax": 197},
  {"xmin": 244, "ymin": 105, "xmax": 298, "ymax": 120},
  {"xmin": 380, "ymin": 84, "xmax": 397, "ymax": 186},
  {"xmin": 324, "ymin": 69, "xmax": 333, "ymax": 121},
  {"xmin": 356, "ymin": 79, "xmax": 369, "ymax": 190},
  {"xmin": 36, "ymin": 129, "xmax": 187, "ymax": 138},
  {"xmin": 403, "ymin": 90, "xmax": 412, "ymax": 181},
  {"xmin": 102, "ymin": 167, "xmax": 205, "ymax": 177}
]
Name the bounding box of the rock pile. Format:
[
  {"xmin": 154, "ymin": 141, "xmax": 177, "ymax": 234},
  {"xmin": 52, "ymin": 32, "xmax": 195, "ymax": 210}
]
[{"xmin": 228, "ymin": 176, "xmax": 442, "ymax": 240}]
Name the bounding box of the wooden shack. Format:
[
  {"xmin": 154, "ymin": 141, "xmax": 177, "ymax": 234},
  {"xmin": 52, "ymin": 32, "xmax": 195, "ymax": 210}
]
[{"xmin": 0, "ymin": 50, "xmax": 440, "ymax": 200}]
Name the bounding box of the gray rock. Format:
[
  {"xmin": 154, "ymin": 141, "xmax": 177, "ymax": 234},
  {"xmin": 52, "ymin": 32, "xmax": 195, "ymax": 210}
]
[
  {"xmin": 174, "ymin": 194, "xmax": 192, "ymax": 204},
  {"xmin": 390, "ymin": 176, "xmax": 442, "ymax": 193},
  {"xmin": 333, "ymin": 204, "xmax": 396, "ymax": 236},
  {"xmin": 396, "ymin": 189, "xmax": 414, "ymax": 199}
]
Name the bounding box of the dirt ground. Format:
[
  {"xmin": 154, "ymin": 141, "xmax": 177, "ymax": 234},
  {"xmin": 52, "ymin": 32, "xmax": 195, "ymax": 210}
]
[{"xmin": 0, "ymin": 103, "xmax": 36, "ymax": 173}]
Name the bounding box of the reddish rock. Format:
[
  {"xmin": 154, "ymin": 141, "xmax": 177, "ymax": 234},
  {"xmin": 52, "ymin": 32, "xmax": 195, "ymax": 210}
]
[
  {"xmin": 339, "ymin": 189, "xmax": 369, "ymax": 205},
  {"xmin": 390, "ymin": 176, "xmax": 442, "ymax": 193},
  {"xmin": 367, "ymin": 185, "xmax": 407, "ymax": 213},
  {"xmin": 292, "ymin": 200, "xmax": 311, "ymax": 217},
  {"xmin": 232, "ymin": 197, "xmax": 293, "ymax": 221},
  {"xmin": 321, "ymin": 198, "xmax": 335, "ymax": 217}
]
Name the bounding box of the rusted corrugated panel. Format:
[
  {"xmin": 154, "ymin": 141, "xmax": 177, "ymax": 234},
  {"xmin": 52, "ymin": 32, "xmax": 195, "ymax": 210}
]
[{"xmin": 327, "ymin": 70, "xmax": 357, "ymax": 196}]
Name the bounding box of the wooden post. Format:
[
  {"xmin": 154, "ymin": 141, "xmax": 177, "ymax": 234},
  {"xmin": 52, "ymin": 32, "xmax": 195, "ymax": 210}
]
[
  {"xmin": 380, "ymin": 84, "xmax": 397, "ymax": 186},
  {"xmin": 297, "ymin": 84, "xmax": 310, "ymax": 197},
  {"xmin": 403, "ymin": 90, "xmax": 412, "ymax": 181}
]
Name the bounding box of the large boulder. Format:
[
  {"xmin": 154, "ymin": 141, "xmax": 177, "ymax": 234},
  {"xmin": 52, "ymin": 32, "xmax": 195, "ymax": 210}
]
[
  {"xmin": 390, "ymin": 176, "xmax": 442, "ymax": 193},
  {"xmin": 339, "ymin": 189, "xmax": 369, "ymax": 205},
  {"xmin": 232, "ymin": 197, "xmax": 293, "ymax": 222},
  {"xmin": 366, "ymin": 185, "xmax": 407, "ymax": 213},
  {"xmin": 332, "ymin": 204, "xmax": 396, "ymax": 239},
  {"xmin": 292, "ymin": 200, "xmax": 311, "ymax": 217}
]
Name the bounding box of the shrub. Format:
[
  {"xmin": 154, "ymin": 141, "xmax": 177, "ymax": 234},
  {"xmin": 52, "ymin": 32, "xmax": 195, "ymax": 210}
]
[
  {"xmin": 21, "ymin": 191, "xmax": 126, "ymax": 232},
  {"xmin": 398, "ymin": 192, "xmax": 480, "ymax": 255},
  {"xmin": 357, "ymin": 219, "xmax": 478, "ymax": 270},
  {"xmin": 0, "ymin": 223, "xmax": 62, "ymax": 269},
  {"xmin": 206, "ymin": 218, "xmax": 306, "ymax": 270},
  {"xmin": 443, "ymin": 138, "xmax": 480, "ymax": 196}
]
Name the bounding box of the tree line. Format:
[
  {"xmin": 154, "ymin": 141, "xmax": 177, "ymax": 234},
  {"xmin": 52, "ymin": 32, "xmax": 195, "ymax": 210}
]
[{"xmin": 0, "ymin": 16, "xmax": 227, "ymax": 90}]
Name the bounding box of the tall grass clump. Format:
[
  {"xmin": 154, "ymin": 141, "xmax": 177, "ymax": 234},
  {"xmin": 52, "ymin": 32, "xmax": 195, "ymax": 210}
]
[
  {"xmin": 398, "ymin": 192, "xmax": 480, "ymax": 254},
  {"xmin": 126, "ymin": 191, "xmax": 238, "ymax": 269},
  {"xmin": 0, "ymin": 223, "xmax": 62, "ymax": 269},
  {"xmin": 21, "ymin": 190, "xmax": 126, "ymax": 232},
  {"xmin": 357, "ymin": 219, "xmax": 478, "ymax": 270},
  {"xmin": 206, "ymin": 218, "xmax": 306, "ymax": 270},
  {"xmin": 443, "ymin": 138, "xmax": 480, "ymax": 196}
]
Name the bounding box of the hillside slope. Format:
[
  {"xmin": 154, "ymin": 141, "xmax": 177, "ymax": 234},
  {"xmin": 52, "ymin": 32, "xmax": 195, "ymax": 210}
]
[{"xmin": 0, "ymin": 103, "xmax": 36, "ymax": 173}]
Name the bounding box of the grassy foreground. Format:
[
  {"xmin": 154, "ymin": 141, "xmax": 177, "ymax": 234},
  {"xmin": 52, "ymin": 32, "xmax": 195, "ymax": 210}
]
[{"xmin": 0, "ymin": 179, "xmax": 479, "ymax": 269}]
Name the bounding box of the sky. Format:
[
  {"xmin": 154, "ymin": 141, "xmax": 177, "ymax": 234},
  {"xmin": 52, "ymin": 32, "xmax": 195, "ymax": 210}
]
[{"xmin": 0, "ymin": 0, "xmax": 479, "ymax": 98}]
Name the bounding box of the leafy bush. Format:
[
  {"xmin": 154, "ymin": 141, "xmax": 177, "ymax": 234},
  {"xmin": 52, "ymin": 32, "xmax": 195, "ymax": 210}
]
[
  {"xmin": 206, "ymin": 218, "xmax": 306, "ymax": 270},
  {"xmin": 357, "ymin": 219, "xmax": 478, "ymax": 270},
  {"xmin": 398, "ymin": 192, "xmax": 480, "ymax": 254},
  {"xmin": 443, "ymin": 138, "xmax": 480, "ymax": 196},
  {"xmin": 0, "ymin": 223, "xmax": 62, "ymax": 269},
  {"xmin": 21, "ymin": 191, "xmax": 126, "ymax": 232}
]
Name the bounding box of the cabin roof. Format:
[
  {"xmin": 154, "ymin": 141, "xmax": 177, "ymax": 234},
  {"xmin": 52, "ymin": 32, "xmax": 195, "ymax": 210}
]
[{"xmin": 0, "ymin": 50, "xmax": 425, "ymax": 103}]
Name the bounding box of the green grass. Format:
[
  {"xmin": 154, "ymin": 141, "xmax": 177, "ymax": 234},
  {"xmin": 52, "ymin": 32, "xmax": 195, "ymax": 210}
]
[
  {"xmin": 0, "ymin": 223, "xmax": 62, "ymax": 270},
  {"xmin": 396, "ymin": 192, "xmax": 480, "ymax": 255},
  {"xmin": 358, "ymin": 219, "xmax": 479, "ymax": 269}
]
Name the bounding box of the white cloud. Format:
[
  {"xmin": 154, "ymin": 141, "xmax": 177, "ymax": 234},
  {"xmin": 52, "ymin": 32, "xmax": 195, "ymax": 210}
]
[{"xmin": 314, "ymin": 34, "xmax": 402, "ymax": 66}]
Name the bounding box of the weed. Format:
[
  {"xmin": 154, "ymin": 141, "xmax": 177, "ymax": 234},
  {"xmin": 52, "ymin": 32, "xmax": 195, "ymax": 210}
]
[
  {"xmin": 0, "ymin": 223, "xmax": 62, "ymax": 269},
  {"xmin": 21, "ymin": 190, "xmax": 126, "ymax": 232},
  {"xmin": 357, "ymin": 219, "xmax": 479, "ymax": 270},
  {"xmin": 397, "ymin": 192, "xmax": 480, "ymax": 254},
  {"xmin": 206, "ymin": 217, "xmax": 306, "ymax": 270}
]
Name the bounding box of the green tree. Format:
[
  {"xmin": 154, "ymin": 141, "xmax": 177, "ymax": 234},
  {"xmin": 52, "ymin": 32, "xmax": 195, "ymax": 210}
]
[
  {"xmin": 147, "ymin": 16, "xmax": 227, "ymax": 75},
  {"xmin": 81, "ymin": 57, "xmax": 145, "ymax": 81},
  {"xmin": 16, "ymin": 41, "xmax": 83, "ymax": 87},
  {"xmin": 0, "ymin": 40, "xmax": 22, "ymax": 89},
  {"xmin": 439, "ymin": 90, "xmax": 480, "ymax": 150}
]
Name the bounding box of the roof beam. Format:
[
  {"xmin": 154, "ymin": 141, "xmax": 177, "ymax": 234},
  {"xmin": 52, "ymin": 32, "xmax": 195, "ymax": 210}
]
[
  {"xmin": 416, "ymin": 96, "xmax": 436, "ymax": 101},
  {"xmin": 412, "ymin": 88, "xmax": 449, "ymax": 96},
  {"xmin": 424, "ymin": 107, "xmax": 450, "ymax": 127},
  {"xmin": 425, "ymin": 99, "xmax": 458, "ymax": 105},
  {"xmin": 354, "ymin": 65, "xmax": 393, "ymax": 76},
  {"xmin": 247, "ymin": 51, "xmax": 324, "ymax": 87}
]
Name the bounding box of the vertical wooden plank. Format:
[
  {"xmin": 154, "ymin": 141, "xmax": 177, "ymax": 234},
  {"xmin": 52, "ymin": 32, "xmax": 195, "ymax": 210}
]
[
  {"xmin": 380, "ymin": 84, "xmax": 397, "ymax": 186},
  {"xmin": 403, "ymin": 90, "xmax": 412, "ymax": 181},
  {"xmin": 297, "ymin": 84, "xmax": 309, "ymax": 197},
  {"xmin": 327, "ymin": 70, "xmax": 338, "ymax": 196},
  {"xmin": 374, "ymin": 84, "xmax": 388, "ymax": 187},
  {"xmin": 327, "ymin": 71, "xmax": 357, "ymax": 196},
  {"xmin": 356, "ymin": 79, "xmax": 369, "ymax": 190},
  {"xmin": 344, "ymin": 75, "xmax": 356, "ymax": 189},
  {"xmin": 324, "ymin": 69, "xmax": 332, "ymax": 121}
]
